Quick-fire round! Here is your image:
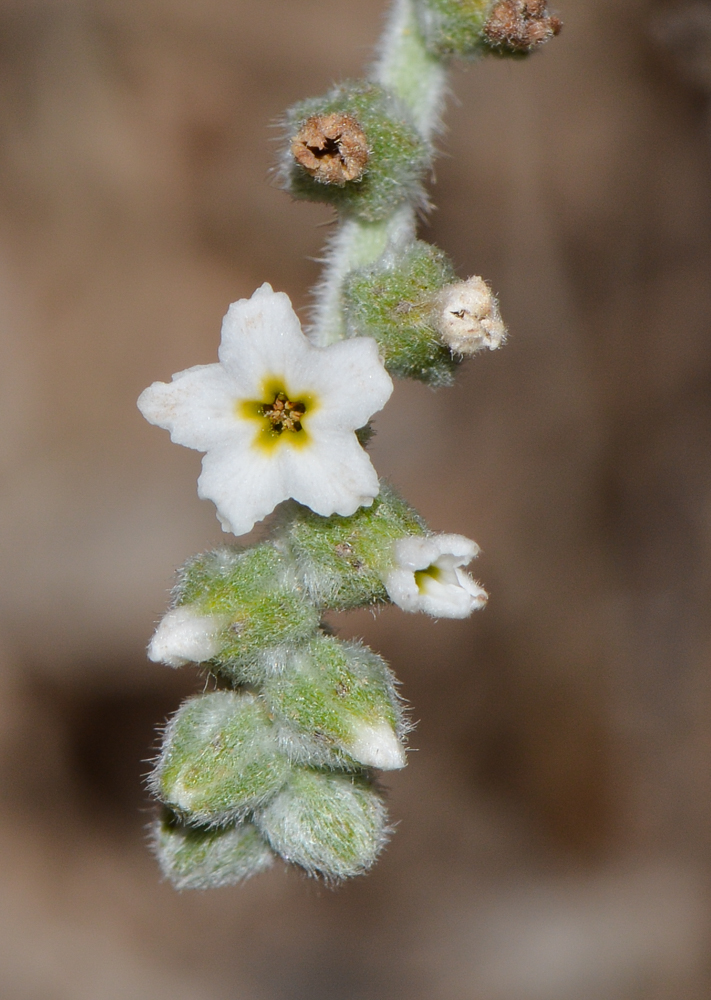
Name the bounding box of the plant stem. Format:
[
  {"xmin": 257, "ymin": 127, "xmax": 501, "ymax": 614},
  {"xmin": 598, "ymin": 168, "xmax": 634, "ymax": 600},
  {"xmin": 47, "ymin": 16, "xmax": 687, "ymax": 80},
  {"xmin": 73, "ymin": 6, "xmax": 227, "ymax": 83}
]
[
  {"xmin": 308, "ymin": 0, "xmax": 446, "ymax": 347},
  {"xmin": 372, "ymin": 0, "xmax": 447, "ymax": 137}
]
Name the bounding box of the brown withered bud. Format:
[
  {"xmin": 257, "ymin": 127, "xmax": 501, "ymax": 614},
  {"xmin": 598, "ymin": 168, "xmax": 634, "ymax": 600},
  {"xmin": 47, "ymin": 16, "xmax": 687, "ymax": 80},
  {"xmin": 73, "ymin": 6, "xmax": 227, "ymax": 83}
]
[
  {"xmin": 291, "ymin": 113, "xmax": 369, "ymax": 187},
  {"xmin": 483, "ymin": 0, "xmax": 562, "ymax": 53}
]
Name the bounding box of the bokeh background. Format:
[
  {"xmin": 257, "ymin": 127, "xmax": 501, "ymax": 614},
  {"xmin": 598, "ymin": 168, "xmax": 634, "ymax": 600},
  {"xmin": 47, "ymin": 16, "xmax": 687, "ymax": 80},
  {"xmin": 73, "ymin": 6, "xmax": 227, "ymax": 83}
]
[{"xmin": 1, "ymin": 0, "xmax": 710, "ymax": 996}]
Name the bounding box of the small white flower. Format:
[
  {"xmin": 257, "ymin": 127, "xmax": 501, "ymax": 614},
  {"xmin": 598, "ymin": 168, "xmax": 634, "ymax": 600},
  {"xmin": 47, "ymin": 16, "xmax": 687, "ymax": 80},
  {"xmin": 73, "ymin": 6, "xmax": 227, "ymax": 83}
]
[
  {"xmin": 148, "ymin": 606, "xmax": 229, "ymax": 667},
  {"xmin": 384, "ymin": 533, "xmax": 488, "ymax": 618},
  {"xmin": 138, "ymin": 284, "xmax": 393, "ymax": 536}
]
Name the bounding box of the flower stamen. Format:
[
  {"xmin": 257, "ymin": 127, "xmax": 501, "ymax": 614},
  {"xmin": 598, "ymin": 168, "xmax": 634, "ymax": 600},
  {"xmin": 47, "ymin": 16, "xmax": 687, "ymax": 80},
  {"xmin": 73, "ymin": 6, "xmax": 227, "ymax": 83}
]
[{"xmin": 260, "ymin": 392, "xmax": 306, "ymax": 434}]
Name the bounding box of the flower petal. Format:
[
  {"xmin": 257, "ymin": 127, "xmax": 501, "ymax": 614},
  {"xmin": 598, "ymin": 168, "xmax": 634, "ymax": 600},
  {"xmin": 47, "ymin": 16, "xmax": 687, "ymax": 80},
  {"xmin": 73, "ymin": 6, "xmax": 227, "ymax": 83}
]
[
  {"xmin": 384, "ymin": 533, "xmax": 487, "ymax": 618},
  {"xmin": 218, "ymin": 283, "xmax": 308, "ymax": 391},
  {"xmin": 416, "ymin": 576, "xmax": 485, "ymax": 618},
  {"xmin": 197, "ymin": 443, "xmax": 291, "ymax": 536},
  {"xmin": 138, "ymin": 364, "xmax": 250, "ymax": 451},
  {"xmin": 148, "ymin": 606, "xmax": 229, "ymax": 667},
  {"xmin": 289, "ymin": 337, "xmax": 393, "ymax": 429},
  {"xmin": 281, "ymin": 430, "xmax": 380, "ymax": 517},
  {"xmin": 347, "ymin": 720, "xmax": 407, "ymax": 770},
  {"xmin": 381, "ymin": 567, "xmax": 421, "ymax": 611}
]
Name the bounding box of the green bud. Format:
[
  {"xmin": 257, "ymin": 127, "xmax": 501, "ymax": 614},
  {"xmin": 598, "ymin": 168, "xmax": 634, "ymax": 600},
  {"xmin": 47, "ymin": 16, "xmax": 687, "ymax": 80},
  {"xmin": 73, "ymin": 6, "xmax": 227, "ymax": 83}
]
[
  {"xmin": 278, "ymin": 485, "xmax": 426, "ymax": 610},
  {"xmin": 343, "ymin": 241, "xmax": 460, "ymax": 386},
  {"xmin": 174, "ymin": 543, "xmax": 320, "ymax": 682},
  {"xmin": 153, "ymin": 812, "xmax": 275, "ymax": 890},
  {"xmin": 255, "ymin": 769, "xmax": 389, "ymax": 880},
  {"xmin": 263, "ymin": 634, "xmax": 407, "ymax": 770},
  {"xmin": 281, "ymin": 81, "xmax": 431, "ymax": 222},
  {"xmin": 153, "ymin": 691, "xmax": 290, "ymax": 826}
]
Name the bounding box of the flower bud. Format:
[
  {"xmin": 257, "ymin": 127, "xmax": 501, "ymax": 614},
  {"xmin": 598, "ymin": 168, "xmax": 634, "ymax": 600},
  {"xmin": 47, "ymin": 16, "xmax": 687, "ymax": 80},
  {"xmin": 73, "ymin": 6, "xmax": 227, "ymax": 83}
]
[
  {"xmin": 255, "ymin": 769, "xmax": 389, "ymax": 880},
  {"xmin": 148, "ymin": 606, "xmax": 229, "ymax": 668},
  {"xmin": 281, "ymin": 81, "xmax": 431, "ymax": 222},
  {"xmin": 152, "ymin": 691, "xmax": 290, "ymax": 826},
  {"xmin": 153, "ymin": 812, "xmax": 274, "ymax": 890},
  {"xmin": 343, "ymin": 241, "xmax": 461, "ymax": 386},
  {"xmin": 170, "ymin": 543, "xmax": 320, "ymax": 682},
  {"xmin": 262, "ymin": 635, "xmax": 407, "ymax": 770},
  {"xmin": 384, "ymin": 533, "xmax": 488, "ymax": 618},
  {"xmin": 433, "ymin": 276, "xmax": 506, "ymax": 354},
  {"xmin": 279, "ymin": 484, "xmax": 426, "ymax": 610},
  {"xmin": 347, "ymin": 720, "xmax": 407, "ymax": 771}
]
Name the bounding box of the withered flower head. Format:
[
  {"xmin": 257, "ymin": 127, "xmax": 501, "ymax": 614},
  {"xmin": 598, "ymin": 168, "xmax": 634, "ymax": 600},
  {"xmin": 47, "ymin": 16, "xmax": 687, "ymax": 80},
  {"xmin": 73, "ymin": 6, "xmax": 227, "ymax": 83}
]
[
  {"xmin": 483, "ymin": 0, "xmax": 562, "ymax": 54},
  {"xmin": 291, "ymin": 112, "xmax": 369, "ymax": 187}
]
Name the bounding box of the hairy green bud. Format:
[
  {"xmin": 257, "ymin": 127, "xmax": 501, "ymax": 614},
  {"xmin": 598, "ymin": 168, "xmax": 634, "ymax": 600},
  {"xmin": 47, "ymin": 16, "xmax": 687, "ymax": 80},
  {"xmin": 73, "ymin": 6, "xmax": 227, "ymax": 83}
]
[
  {"xmin": 173, "ymin": 544, "xmax": 320, "ymax": 681},
  {"xmin": 263, "ymin": 634, "xmax": 407, "ymax": 770},
  {"xmin": 278, "ymin": 485, "xmax": 426, "ymax": 610},
  {"xmin": 343, "ymin": 241, "xmax": 460, "ymax": 386},
  {"xmin": 281, "ymin": 81, "xmax": 431, "ymax": 222},
  {"xmin": 153, "ymin": 812, "xmax": 275, "ymax": 890},
  {"xmin": 255, "ymin": 769, "xmax": 389, "ymax": 880},
  {"xmin": 153, "ymin": 691, "xmax": 290, "ymax": 826}
]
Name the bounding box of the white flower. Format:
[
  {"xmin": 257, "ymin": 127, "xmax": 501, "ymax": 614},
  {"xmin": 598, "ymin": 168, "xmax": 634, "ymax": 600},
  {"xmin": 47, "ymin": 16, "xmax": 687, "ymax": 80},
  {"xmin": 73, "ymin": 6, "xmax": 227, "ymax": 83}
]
[
  {"xmin": 138, "ymin": 283, "xmax": 393, "ymax": 536},
  {"xmin": 384, "ymin": 533, "xmax": 488, "ymax": 618},
  {"xmin": 148, "ymin": 606, "xmax": 229, "ymax": 667}
]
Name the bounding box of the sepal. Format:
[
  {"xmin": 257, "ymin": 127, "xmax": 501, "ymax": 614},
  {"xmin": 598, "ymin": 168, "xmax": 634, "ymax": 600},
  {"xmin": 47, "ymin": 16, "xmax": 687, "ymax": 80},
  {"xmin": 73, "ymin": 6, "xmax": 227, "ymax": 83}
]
[
  {"xmin": 153, "ymin": 811, "xmax": 275, "ymax": 890},
  {"xmin": 172, "ymin": 544, "xmax": 320, "ymax": 680},
  {"xmin": 278, "ymin": 485, "xmax": 426, "ymax": 610},
  {"xmin": 343, "ymin": 241, "xmax": 460, "ymax": 386},
  {"xmin": 262, "ymin": 634, "xmax": 408, "ymax": 770},
  {"xmin": 280, "ymin": 81, "xmax": 431, "ymax": 222},
  {"xmin": 152, "ymin": 691, "xmax": 290, "ymax": 826},
  {"xmin": 414, "ymin": 0, "xmax": 493, "ymax": 59},
  {"xmin": 255, "ymin": 769, "xmax": 389, "ymax": 880}
]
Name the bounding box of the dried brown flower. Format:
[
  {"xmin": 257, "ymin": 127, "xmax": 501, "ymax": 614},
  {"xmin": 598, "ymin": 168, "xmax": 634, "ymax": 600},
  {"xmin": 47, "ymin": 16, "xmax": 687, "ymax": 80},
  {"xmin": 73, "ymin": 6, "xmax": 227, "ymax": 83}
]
[
  {"xmin": 291, "ymin": 113, "xmax": 369, "ymax": 186},
  {"xmin": 483, "ymin": 0, "xmax": 562, "ymax": 54}
]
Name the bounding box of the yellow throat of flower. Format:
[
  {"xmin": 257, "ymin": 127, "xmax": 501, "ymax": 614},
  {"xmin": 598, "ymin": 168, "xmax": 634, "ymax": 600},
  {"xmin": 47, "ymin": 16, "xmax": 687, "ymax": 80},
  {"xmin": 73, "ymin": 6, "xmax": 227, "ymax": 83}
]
[{"xmin": 239, "ymin": 378, "xmax": 317, "ymax": 451}]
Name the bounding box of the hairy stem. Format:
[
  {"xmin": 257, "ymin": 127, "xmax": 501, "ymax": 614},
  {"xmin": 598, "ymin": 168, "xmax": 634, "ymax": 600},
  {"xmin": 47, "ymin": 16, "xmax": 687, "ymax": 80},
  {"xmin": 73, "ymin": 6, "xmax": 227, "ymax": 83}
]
[
  {"xmin": 372, "ymin": 0, "xmax": 447, "ymax": 136},
  {"xmin": 308, "ymin": 0, "xmax": 447, "ymax": 347}
]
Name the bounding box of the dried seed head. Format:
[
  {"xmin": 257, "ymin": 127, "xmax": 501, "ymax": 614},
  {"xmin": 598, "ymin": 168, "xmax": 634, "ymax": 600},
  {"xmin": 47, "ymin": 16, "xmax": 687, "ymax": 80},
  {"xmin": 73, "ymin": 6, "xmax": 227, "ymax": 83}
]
[
  {"xmin": 434, "ymin": 276, "xmax": 507, "ymax": 355},
  {"xmin": 291, "ymin": 112, "xmax": 369, "ymax": 186},
  {"xmin": 483, "ymin": 0, "xmax": 562, "ymax": 53}
]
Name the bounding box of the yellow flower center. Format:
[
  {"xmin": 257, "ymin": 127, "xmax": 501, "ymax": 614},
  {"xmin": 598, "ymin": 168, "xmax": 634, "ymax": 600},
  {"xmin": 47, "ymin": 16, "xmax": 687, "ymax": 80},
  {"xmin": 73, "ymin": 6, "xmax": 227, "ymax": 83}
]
[
  {"xmin": 414, "ymin": 565, "xmax": 441, "ymax": 592},
  {"xmin": 261, "ymin": 392, "xmax": 305, "ymax": 433},
  {"xmin": 239, "ymin": 378, "xmax": 317, "ymax": 452}
]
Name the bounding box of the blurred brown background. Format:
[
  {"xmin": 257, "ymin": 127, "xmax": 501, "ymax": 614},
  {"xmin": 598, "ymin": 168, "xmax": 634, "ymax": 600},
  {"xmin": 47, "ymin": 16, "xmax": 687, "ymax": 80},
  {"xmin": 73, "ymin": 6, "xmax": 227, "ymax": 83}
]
[{"xmin": 0, "ymin": 0, "xmax": 710, "ymax": 996}]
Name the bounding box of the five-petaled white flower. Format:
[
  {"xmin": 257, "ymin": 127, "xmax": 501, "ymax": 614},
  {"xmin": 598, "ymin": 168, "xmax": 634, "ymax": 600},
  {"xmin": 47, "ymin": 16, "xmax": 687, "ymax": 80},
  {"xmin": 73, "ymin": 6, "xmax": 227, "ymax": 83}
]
[
  {"xmin": 138, "ymin": 284, "xmax": 393, "ymax": 536},
  {"xmin": 384, "ymin": 533, "xmax": 488, "ymax": 618}
]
